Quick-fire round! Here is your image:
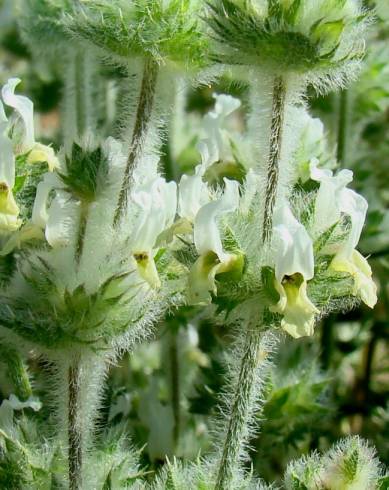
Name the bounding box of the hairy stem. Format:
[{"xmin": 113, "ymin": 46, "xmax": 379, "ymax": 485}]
[
  {"xmin": 63, "ymin": 50, "xmax": 96, "ymax": 150},
  {"xmin": 262, "ymin": 76, "xmax": 286, "ymax": 243},
  {"xmin": 75, "ymin": 202, "xmax": 89, "ymax": 266},
  {"xmin": 337, "ymin": 89, "xmax": 349, "ymax": 166},
  {"xmin": 215, "ymin": 324, "xmax": 269, "ymax": 490},
  {"xmin": 113, "ymin": 58, "xmax": 159, "ymax": 226},
  {"xmin": 68, "ymin": 360, "xmax": 82, "ymax": 490},
  {"xmin": 169, "ymin": 330, "xmax": 180, "ymax": 448}
]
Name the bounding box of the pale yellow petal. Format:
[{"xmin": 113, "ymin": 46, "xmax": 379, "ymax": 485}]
[
  {"xmin": 27, "ymin": 143, "xmax": 59, "ymax": 171},
  {"xmin": 134, "ymin": 252, "xmax": 161, "ymax": 289},
  {"xmin": 0, "ymin": 184, "xmax": 21, "ymax": 234},
  {"xmin": 271, "ymin": 275, "xmax": 319, "ymax": 338},
  {"xmin": 331, "ymin": 250, "xmax": 377, "ymax": 308}
]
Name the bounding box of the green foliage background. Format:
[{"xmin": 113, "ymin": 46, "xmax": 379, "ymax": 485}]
[{"xmin": 0, "ymin": 0, "xmax": 387, "ymax": 486}]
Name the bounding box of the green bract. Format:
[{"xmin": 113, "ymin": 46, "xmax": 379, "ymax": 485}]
[
  {"xmin": 19, "ymin": 0, "xmax": 75, "ymax": 53},
  {"xmin": 207, "ymin": 0, "xmax": 369, "ymax": 85},
  {"xmin": 59, "ymin": 143, "xmax": 109, "ymax": 203},
  {"xmin": 0, "ymin": 258, "xmax": 145, "ymax": 350},
  {"xmin": 65, "ymin": 0, "xmax": 209, "ymax": 71}
]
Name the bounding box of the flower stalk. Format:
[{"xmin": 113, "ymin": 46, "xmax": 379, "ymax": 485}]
[
  {"xmin": 113, "ymin": 58, "xmax": 159, "ymax": 226},
  {"xmin": 68, "ymin": 359, "xmax": 83, "ymax": 490},
  {"xmin": 215, "ymin": 322, "xmax": 276, "ymax": 490},
  {"xmin": 75, "ymin": 201, "xmax": 89, "ymax": 266},
  {"xmin": 169, "ymin": 329, "xmax": 181, "ymax": 448},
  {"xmin": 337, "ymin": 89, "xmax": 351, "ymax": 166},
  {"xmin": 63, "ymin": 50, "xmax": 95, "ymax": 149},
  {"xmin": 262, "ymin": 75, "xmax": 287, "ymax": 243}
]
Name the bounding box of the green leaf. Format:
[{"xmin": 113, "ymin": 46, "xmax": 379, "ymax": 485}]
[
  {"xmin": 290, "ymin": 474, "xmax": 309, "ymax": 490},
  {"xmin": 341, "ymin": 448, "xmax": 359, "ymax": 483},
  {"xmin": 285, "ymin": 0, "xmax": 302, "ymax": 25},
  {"xmin": 261, "ymin": 266, "xmax": 280, "ymax": 304},
  {"xmin": 60, "ymin": 143, "xmax": 108, "ymax": 202}
]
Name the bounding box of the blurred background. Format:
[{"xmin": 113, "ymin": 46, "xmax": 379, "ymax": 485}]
[{"xmin": 0, "ymin": 0, "xmax": 387, "ymax": 484}]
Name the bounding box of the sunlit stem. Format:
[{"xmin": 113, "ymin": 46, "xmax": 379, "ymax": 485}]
[
  {"xmin": 215, "ymin": 325, "xmax": 264, "ymax": 490},
  {"xmin": 262, "ymin": 75, "xmax": 286, "ymax": 243},
  {"xmin": 63, "ymin": 50, "xmax": 97, "ymax": 151},
  {"xmin": 337, "ymin": 89, "xmax": 350, "ymax": 166},
  {"xmin": 68, "ymin": 359, "xmax": 82, "ymax": 490},
  {"xmin": 113, "ymin": 58, "xmax": 159, "ymax": 226},
  {"xmin": 169, "ymin": 328, "xmax": 180, "ymax": 448},
  {"xmin": 75, "ymin": 201, "xmax": 89, "ymax": 266}
]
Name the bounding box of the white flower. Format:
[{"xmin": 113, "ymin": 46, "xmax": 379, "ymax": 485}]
[
  {"xmin": 294, "ymin": 109, "xmax": 327, "ymax": 183},
  {"xmin": 1, "ymin": 78, "xmax": 58, "ymax": 168},
  {"xmin": 177, "ymin": 141, "xmax": 214, "ymax": 223},
  {"xmin": 131, "ymin": 177, "xmax": 177, "ymax": 288},
  {"xmin": 0, "ymin": 99, "xmax": 20, "ymax": 234},
  {"xmin": 311, "ymin": 165, "xmax": 354, "ymax": 233},
  {"xmin": 2, "ymin": 78, "xmax": 35, "ymax": 152},
  {"xmin": 202, "ymin": 93, "xmax": 241, "ymax": 164},
  {"xmin": 188, "ymin": 178, "xmax": 241, "ymax": 304},
  {"xmin": 31, "ymin": 172, "xmax": 72, "ymax": 248},
  {"xmin": 194, "ymin": 178, "xmax": 239, "ymax": 261},
  {"xmin": 311, "ymin": 166, "xmax": 377, "ymax": 308},
  {"xmin": 270, "ymin": 205, "xmax": 319, "ymax": 338}
]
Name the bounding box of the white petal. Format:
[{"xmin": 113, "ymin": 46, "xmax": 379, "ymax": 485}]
[
  {"xmin": 178, "ymin": 171, "xmax": 210, "ymax": 222},
  {"xmin": 312, "ymin": 167, "xmax": 353, "ymax": 232},
  {"xmin": 202, "ymin": 93, "xmax": 240, "ymax": 163},
  {"xmin": 0, "ymin": 129, "xmax": 15, "ymax": 189},
  {"xmin": 32, "ymin": 172, "xmax": 59, "ymax": 229},
  {"xmin": 0, "ymin": 99, "xmax": 8, "ymax": 124},
  {"xmin": 132, "ymin": 177, "xmax": 177, "ymax": 252},
  {"xmin": 160, "ymin": 180, "xmax": 177, "ymax": 229},
  {"xmin": 194, "ymin": 178, "xmax": 239, "ymax": 261},
  {"xmin": 213, "ymin": 93, "xmax": 241, "ymax": 118},
  {"xmin": 0, "ymin": 98, "xmax": 15, "ymax": 188},
  {"xmin": 197, "ymin": 139, "xmax": 218, "ymax": 170},
  {"xmin": 2, "ymin": 78, "xmax": 35, "ymax": 151},
  {"xmin": 45, "ymin": 190, "xmax": 72, "ymax": 247},
  {"xmin": 273, "ymin": 205, "xmax": 314, "ymax": 282},
  {"xmin": 338, "ymin": 188, "xmax": 368, "ymax": 257}
]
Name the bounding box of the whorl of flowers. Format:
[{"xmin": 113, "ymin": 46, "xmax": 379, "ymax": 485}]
[
  {"xmin": 0, "ymin": 79, "xmax": 184, "ymax": 355},
  {"xmin": 172, "ymin": 94, "xmax": 377, "ymax": 338},
  {"xmin": 207, "ymin": 0, "xmax": 370, "ymax": 89},
  {"xmin": 64, "ymin": 0, "xmax": 209, "ymax": 71}
]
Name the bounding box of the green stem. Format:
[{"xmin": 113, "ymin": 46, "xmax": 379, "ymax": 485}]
[
  {"xmin": 262, "ymin": 76, "xmax": 287, "ymax": 243},
  {"xmin": 169, "ymin": 330, "xmax": 180, "ymax": 448},
  {"xmin": 337, "ymin": 89, "xmax": 349, "ymax": 166},
  {"xmin": 68, "ymin": 360, "xmax": 82, "ymax": 490},
  {"xmin": 320, "ymin": 315, "xmax": 335, "ymax": 370},
  {"xmin": 63, "ymin": 50, "xmax": 96, "ymax": 150},
  {"xmin": 75, "ymin": 202, "xmax": 89, "ymax": 266},
  {"xmin": 113, "ymin": 58, "xmax": 159, "ymax": 226},
  {"xmin": 215, "ymin": 324, "xmax": 267, "ymax": 490}
]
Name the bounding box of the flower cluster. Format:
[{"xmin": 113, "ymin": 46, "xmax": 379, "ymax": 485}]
[
  {"xmin": 172, "ymin": 94, "xmax": 376, "ymax": 338},
  {"xmin": 0, "ymin": 79, "xmax": 57, "ymax": 237},
  {"xmin": 207, "ymin": 0, "xmax": 370, "ymax": 89},
  {"xmin": 0, "ymin": 80, "xmax": 184, "ymax": 355}
]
